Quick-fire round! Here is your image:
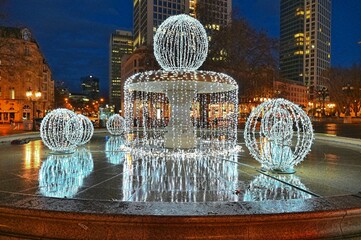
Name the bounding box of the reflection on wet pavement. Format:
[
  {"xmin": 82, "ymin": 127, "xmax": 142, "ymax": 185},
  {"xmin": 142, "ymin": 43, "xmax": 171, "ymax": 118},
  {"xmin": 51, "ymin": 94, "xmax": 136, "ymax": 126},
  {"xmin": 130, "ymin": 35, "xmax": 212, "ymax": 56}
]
[{"xmin": 0, "ymin": 132, "xmax": 360, "ymax": 203}]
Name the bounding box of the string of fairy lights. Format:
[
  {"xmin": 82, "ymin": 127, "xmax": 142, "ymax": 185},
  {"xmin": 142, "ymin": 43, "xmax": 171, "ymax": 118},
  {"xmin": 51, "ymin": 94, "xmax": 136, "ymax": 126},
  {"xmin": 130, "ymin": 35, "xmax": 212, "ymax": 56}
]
[
  {"xmin": 244, "ymin": 98, "xmax": 314, "ymax": 173},
  {"xmin": 39, "ymin": 14, "xmax": 315, "ymax": 194},
  {"xmin": 124, "ymin": 14, "xmax": 239, "ymax": 157},
  {"xmin": 154, "ymin": 14, "xmax": 208, "ymax": 71}
]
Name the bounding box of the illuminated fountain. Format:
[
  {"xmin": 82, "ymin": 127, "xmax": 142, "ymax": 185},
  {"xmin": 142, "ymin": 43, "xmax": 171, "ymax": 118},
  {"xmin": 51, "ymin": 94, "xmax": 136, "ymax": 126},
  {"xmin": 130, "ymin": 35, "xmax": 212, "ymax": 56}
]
[
  {"xmin": 124, "ymin": 14, "xmax": 238, "ymax": 155},
  {"xmin": 244, "ymin": 98, "xmax": 314, "ymax": 173}
]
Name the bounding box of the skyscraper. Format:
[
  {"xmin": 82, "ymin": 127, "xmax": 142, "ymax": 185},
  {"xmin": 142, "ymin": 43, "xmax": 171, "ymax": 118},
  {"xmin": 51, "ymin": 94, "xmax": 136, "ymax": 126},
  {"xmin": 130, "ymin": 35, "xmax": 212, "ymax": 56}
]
[
  {"xmin": 109, "ymin": 30, "xmax": 133, "ymax": 111},
  {"xmin": 133, "ymin": 0, "xmax": 231, "ymax": 49},
  {"xmin": 81, "ymin": 75, "xmax": 99, "ymax": 101},
  {"xmin": 133, "ymin": 0, "xmax": 189, "ymax": 49},
  {"xmin": 280, "ymin": 0, "xmax": 331, "ymax": 99}
]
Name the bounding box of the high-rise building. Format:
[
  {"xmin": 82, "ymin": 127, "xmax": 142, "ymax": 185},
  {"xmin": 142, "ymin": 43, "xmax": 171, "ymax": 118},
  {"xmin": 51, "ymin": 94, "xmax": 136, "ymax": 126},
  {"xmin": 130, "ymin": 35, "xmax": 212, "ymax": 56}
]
[
  {"xmin": 109, "ymin": 30, "xmax": 133, "ymax": 112},
  {"xmin": 191, "ymin": 0, "xmax": 232, "ymax": 32},
  {"xmin": 133, "ymin": 0, "xmax": 231, "ymax": 49},
  {"xmin": 0, "ymin": 26, "xmax": 54, "ymax": 123},
  {"xmin": 280, "ymin": 0, "xmax": 331, "ymax": 99},
  {"xmin": 133, "ymin": 0, "xmax": 189, "ymax": 49},
  {"xmin": 81, "ymin": 75, "xmax": 99, "ymax": 101}
]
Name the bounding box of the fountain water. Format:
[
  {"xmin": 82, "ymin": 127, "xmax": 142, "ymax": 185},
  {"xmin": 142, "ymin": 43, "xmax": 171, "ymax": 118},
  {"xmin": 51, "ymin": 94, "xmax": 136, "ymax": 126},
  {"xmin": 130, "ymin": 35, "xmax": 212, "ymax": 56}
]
[{"xmin": 124, "ymin": 14, "xmax": 239, "ymax": 156}]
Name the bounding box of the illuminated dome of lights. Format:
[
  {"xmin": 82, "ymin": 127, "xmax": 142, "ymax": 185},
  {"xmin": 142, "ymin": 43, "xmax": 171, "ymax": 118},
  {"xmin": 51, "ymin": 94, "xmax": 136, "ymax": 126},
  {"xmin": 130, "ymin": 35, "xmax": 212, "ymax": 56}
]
[
  {"xmin": 154, "ymin": 14, "xmax": 208, "ymax": 71},
  {"xmin": 244, "ymin": 98, "xmax": 314, "ymax": 173},
  {"xmin": 106, "ymin": 114, "xmax": 125, "ymax": 135},
  {"xmin": 40, "ymin": 108, "xmax": 78, "ymax": 153}
]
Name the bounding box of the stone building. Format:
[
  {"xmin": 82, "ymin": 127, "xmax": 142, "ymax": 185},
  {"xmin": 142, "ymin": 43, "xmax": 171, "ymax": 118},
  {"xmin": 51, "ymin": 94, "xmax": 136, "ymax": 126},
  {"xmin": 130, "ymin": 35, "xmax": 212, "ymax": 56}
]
[{"xmin": 0, "ymin": 26, "xmax": 54, "ymax": 124}]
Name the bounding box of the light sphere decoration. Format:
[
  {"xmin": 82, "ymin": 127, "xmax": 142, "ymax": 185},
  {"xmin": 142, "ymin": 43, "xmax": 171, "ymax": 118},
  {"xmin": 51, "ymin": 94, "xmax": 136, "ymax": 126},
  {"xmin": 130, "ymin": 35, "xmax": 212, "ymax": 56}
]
[
  {"xmin": 154, "ymin": 14, "xmax": 208, "ymax": 71},
  {"xmin": 106, "ymin": 114, "xmax": 125, "ymax": 135},
  {"xmin": 40, "ymin": 108, "xmax": 78, "ymax": 153},
  {"xmin": 65, "ymin": 114, "xmax": 94, "ymax": 145},
  {"xmin": 244, "ymin": 98, "xmax": 314, "ymax": 173}
]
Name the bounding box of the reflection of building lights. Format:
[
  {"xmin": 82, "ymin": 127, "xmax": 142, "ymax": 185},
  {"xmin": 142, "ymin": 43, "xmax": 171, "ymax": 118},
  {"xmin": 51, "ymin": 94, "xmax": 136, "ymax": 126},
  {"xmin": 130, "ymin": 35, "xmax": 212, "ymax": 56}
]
[{"xmin": 24, "ymin": 140, "xmax": 41, "ymax": 170}]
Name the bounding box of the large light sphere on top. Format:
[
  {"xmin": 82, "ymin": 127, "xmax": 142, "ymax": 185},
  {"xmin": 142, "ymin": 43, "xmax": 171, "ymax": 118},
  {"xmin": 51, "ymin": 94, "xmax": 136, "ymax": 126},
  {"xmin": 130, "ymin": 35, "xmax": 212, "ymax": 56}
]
[
  {"xmin": 154, "ymin": 14, "xmax": 208, "ymax": 71},
  {"xmin": 106, "ymin": 114, "xmax": 125, "ymax": 135},
  {"xmin": 40, "ymin": 108, "xmax": 78, "ymax": 153},
  {"xmin": 244, "ymin": 98, "xmax": 314, "ymax": 173}
]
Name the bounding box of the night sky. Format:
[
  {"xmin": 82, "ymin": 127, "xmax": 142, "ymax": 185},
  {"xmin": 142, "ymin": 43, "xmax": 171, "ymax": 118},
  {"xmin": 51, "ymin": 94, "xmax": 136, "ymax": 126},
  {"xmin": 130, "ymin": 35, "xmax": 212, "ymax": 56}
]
[{"xmin": 1, "ymin": 0, "xmax": 360, "ymax": 97}]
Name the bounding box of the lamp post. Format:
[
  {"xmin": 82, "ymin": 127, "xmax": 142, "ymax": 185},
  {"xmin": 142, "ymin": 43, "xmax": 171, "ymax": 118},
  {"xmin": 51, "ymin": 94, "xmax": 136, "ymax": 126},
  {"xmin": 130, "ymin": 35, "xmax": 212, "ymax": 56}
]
[
  {"xmin": 342, "ymin": 84, "xmax": 354, "ymax": 117},
  {"xmin": 317, "ymin": 87, "xmax": 328, "ymax": 117},
  {"xmin": 26, "ymin": 88, "xmax": 42, "ymax": 131}
]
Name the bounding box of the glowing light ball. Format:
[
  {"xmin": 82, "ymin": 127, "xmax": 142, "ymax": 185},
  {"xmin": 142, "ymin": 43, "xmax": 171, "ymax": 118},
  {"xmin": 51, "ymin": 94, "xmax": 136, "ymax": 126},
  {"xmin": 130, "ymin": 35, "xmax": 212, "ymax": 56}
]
[
  {"xmin": 40, "ymin": 108, "xmax": 78, "ymax": 153},
  {"xmin": 106, "ymin": 114, "xmax": 125, "ymax": 135},
  {"xmin": 65, "ymin": 114, "xmax": 94, "ymax": 145},
  {"xmin": 244, "ymin": 98, "xmax": 314, "ymax": 173},
  {"xmin": 154, "ymin": 14, "xmax": 208, "ymax": 71}
]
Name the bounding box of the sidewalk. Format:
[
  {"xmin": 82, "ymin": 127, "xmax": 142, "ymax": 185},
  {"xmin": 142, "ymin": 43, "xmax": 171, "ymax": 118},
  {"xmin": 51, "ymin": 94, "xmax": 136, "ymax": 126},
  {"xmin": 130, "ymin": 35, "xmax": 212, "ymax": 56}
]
[{"xmin": 0, "ymin": 123, "xmax": 30, "ymax": 137}]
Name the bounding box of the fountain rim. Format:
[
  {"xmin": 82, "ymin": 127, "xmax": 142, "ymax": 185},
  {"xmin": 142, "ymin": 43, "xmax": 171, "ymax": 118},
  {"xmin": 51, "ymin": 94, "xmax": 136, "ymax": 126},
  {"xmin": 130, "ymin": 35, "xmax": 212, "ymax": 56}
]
[{"xmin": 124, "ymin": 69, "xmax": 238, "ymax": 94}]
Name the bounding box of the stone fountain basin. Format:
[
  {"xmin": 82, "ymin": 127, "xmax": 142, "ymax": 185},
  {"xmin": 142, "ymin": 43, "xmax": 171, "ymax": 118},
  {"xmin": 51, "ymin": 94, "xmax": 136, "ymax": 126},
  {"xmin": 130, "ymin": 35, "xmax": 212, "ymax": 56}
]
[{"xmin": 0, "ymin": 131, "xmax": 360, "ymax": 239}]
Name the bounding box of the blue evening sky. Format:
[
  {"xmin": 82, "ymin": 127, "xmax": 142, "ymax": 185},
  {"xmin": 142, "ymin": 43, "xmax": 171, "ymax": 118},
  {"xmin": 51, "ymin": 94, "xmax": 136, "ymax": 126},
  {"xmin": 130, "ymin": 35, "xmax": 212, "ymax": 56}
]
[{"xmin": 1, "ymin": 0, "xmax": 360, "ymax": 96}]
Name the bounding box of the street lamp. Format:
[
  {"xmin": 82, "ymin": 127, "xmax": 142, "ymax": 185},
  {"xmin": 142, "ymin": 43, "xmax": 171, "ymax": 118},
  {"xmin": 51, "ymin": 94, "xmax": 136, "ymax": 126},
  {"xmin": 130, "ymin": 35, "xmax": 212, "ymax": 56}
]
[
  {"xmin": 342, "ymin": 84, "xmax": 354, "ymax": 117},
  {"xmin": 317, "ymin": 87, "xmax": 328, "ymax": 117},
  {"xmin": 26, "ymin": 87, "xmax": 42, "ymax": 131}
]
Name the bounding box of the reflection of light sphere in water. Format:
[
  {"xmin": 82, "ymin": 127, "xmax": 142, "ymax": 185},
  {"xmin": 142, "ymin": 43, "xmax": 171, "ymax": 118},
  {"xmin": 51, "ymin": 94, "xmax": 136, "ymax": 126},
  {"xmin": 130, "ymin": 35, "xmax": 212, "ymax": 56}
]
[
  {"xmin": 106, "ymin": 114, "xmax": 125, "ymax": 135},
  {"xmin": 244, "ymin": 98, "xmax": 314, "ymax": 173},
  {"xmin": 40, "ymin": 108, "xmax": 78, "ymax": 152},
  {"xmin": 243, "ymin": 174, "xmax": 312, "ymax": 201},
  {"xmin": 65, "ymin": 114, "xmax": 94, "ymax": 145},
  {"xmin": 38, "ymin": 149, "xmax": 93, "ymax": 198},
  {"xmin": 153, "ymin": 14, "xmax": 208, "ymax": 71},
  {"xmin": 105, "ymin": 136, "xmax": 125, "ymax": 165}
]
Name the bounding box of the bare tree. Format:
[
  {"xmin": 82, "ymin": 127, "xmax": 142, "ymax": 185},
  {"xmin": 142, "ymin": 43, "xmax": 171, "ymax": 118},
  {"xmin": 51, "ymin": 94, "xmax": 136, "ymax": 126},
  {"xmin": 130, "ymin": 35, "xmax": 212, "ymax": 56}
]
[
  {"xmin": 325, "ymin": 64, "xmax": 361, "ymax": 117},
  {"xmin": 200, "ymin": 17, "xmax": 278, "ymax": 100}
]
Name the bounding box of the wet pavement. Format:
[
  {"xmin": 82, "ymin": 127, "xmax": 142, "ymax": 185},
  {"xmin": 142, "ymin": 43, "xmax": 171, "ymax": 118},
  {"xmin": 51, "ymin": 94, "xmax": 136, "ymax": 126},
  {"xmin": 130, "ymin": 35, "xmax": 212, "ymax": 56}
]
[{"xmin": 0, "ymin": 132, "xmax": 360, "ymax": 204}]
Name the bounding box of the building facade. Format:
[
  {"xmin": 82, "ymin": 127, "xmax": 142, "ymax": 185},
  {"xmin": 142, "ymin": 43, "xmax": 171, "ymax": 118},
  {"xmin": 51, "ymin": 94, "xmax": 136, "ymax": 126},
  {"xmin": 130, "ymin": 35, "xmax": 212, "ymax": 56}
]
[
  {"xmin": 109, "ymin": 30, "xmax": 133, "ymax": 112},
  {"xmin": 280, "ymin": 0, "xmax": 331, "ymax": 99},
  {"xmin": 274, "ymin": 80, "xmax": 308, "ymax": 107},
  {"xmin": 133, "ymin": 0, "xmax": 189, "ymax": 49},
  {"xmin": 0, "ymin": 27, "xmax": 54, "ymax": 124},
  {"xmin": 120, "ymin": 46, "xmax": 159, "ymax": 114},
  {"xmin": 81, "ymin": 75, "xmax": 99, "ymax": 101},
  {"xmin": 191, "ymin": 0, "xmax": 232, "ymax": 32},
  {"xmin": 133, "ymin": 0, "xmax": 231, "ymax": 49}
]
